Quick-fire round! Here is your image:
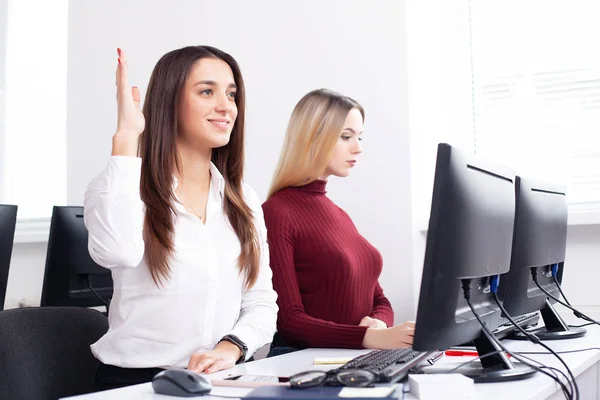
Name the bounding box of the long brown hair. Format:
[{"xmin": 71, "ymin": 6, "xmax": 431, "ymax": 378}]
[
  {"xmin": 139, "ymin": 45, "xmax": 260, "ymax": 290},
  {"xmin": 267, "ymin": 89, "xmax": 364, "ymax": 199}
]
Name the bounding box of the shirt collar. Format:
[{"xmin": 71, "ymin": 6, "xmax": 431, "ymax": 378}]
[
  {"xmin": 209, "ymin": 162, "xmax": 226, "ymax": 197},
  {"xmin": 172, "ymin": 162, "xmax": 226, "ymax": 198}
]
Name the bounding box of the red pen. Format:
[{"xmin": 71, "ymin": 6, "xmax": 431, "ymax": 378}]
[{"xmin": 445, "ymin": 350, "xmax": 511, "ymax": 358}]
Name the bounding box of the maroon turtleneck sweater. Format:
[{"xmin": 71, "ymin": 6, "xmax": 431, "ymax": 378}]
[{"xmin": 262, "ymin": 179, "xmax": 394, "ymax": 349}]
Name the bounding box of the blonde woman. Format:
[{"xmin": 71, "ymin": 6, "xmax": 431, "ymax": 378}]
[{"xmin": 262, "ymin": 89, "xmax": 414, "ymax": 357}]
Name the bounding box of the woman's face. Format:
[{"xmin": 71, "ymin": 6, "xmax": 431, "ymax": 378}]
[
  {"xmin": 177, "ymin": 58, "xmax": 238, "ymax": 150},
  {"xmin": 323, "ymin": 107, "xmax": 364, "ymax": 179}
]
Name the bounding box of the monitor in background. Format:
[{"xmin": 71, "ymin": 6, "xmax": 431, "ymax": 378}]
[
  {"xmin": 0, "ymin": 204, "xmax": 18, "ymax": 311},
  {"xmin": 40, "ymin": 206, "xmax": 113, "ymax": 310},
  {"xmin": 412, "ymin": 143, "xmax": 535, "ymax": 383},
  {"xmin": 499, "ymin": 177, "xmax": 586, "ymax": 340}
]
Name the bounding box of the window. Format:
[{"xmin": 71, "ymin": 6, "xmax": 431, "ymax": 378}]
[
  {"xmin": 471, "ymin": 0, "xmax": 600, "ymax": 211},
  {"xmin": 2, "ymin": 0, "xmax": 68, "ymax": 221},
  {"xmin": 408, "ymin": 0, "xmax": 600, "ymax": 226}
]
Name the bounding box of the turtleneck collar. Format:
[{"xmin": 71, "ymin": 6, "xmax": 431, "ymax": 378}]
[{"xmin": 297, "ymin": 179, "xmax": 328, "ymax": 194}]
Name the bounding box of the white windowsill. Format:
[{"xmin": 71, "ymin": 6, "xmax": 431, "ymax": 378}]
[
  {"xmin": 567, "ymin": 208, "xmax": 600, "ymax": 226},
  {"xmin": 13, "ymin": 218, "xmax": 51, "ymax": 244},
  {"xmin": 417, "ymin": 208, "xmax": 600, "ymax": 233}
]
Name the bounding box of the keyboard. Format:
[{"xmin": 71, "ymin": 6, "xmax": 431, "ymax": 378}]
[
  {"xmin": 493, "ymin": 312, "xmax": 540, "ymax": 340},
  {"xmin": 324, "ymin": 348, "xmax": 442, "ymax": 385}
]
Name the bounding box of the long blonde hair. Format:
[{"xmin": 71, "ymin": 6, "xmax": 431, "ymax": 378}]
[{"xmin": 267, "ymin": 89, "xmax": 364, "ymax": 199}]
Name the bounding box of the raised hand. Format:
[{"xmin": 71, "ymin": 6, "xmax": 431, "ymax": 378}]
[{"xmin": 112, "ymin": 48, "xmax": 145, "ymax": 156}]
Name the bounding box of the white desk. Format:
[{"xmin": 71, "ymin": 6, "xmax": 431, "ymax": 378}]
[{"xmin": 64, "ymin": 324, "xmax": 600, "ymax": 400}]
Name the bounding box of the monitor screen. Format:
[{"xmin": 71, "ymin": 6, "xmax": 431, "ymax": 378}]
[{"xmin": 412, "ymin": 144, "xmax": 535, "ymax": 382}]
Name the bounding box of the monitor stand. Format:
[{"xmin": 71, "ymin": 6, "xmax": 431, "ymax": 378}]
[
  {"xmin": 509, "ymin": 299, "xmax": 586, "ymax": 340},
  {"xmin": 421, "ymin": 330, "xmax": 537, "ymax": 383}
]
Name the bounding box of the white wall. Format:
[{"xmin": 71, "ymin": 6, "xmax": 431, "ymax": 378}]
[
  {"xmin": 0, "ymin": 0, "xmax": 7, "ymax": 196},
  {"xmin": 6, "ymin": 0, "xmax": 416, "ymax": 322},
  {"xmin": 561, "ymin": 225, "xmax": 600, "ymax": 319}
]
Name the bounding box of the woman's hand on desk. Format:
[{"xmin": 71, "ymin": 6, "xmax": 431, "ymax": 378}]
[
  {"xmin": 361, "ymin": 321, "xmax": 415, "ymax": 349},
  {"xmin": 187, "ymin": 341, "xmax": 242, "ymax": 374},
  {"xmin": 112, "ymin": 47, "xmax": 145, "ymax": 157},
  {"xmin": 359, "ymin": 316, "xmax": 388, "ymax": 329}
]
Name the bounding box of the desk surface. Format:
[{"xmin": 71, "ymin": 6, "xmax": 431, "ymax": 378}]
[{"xmin": 64, "ymin": 324, "xmax": 600, "ymax": 400}]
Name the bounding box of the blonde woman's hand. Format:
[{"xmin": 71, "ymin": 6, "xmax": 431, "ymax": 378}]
[
  {"xmin": 359, "ymin": 316, "xmax": 388, "ymax": 329},
  {"xmin": 112, "ymin": 48, "xmax": 145, "ymax": 156},
  {"xmin": 361, "ymin": 321, "xmax": 415, "ymax": 349}
]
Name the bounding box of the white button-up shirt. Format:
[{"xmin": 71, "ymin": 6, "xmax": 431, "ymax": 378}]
[{"xmin": 83, "ymin": 156, "xmax": 278, "ymax": 369}]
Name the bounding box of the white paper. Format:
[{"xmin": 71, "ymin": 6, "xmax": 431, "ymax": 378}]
[{"xmin": 338, "ymin": 384, "xmax": 398, "ymax": 398}]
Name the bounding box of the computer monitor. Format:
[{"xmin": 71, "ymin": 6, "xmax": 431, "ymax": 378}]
[
  {"xmin": 0, "ymin": 204, "xmax": 18, "ymax": 311},
  {"xmin": 499, "ymin": 176, "xmax": 586, "ymax": 340},
  {"xmin": 40, "ymin": 206, "xmax": 113, "ymax": 310},
  {"xmin": 412, "ymin": 143, "xmax": 535, "ymax": 383}
]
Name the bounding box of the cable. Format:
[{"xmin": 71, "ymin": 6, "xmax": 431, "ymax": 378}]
[
  {"xmin": 445, "ymin": 346, "xmax": 573, "ymax": 399},
  {"xmin": 463, "ymin": 279, "xmax": 572, "ymax": 399},
  {"xmin": 551, "ymin": 269, "xmax": 596, "ymax": 327},
  {"xmin": 489, "ymin": 275, "xmax": 575, "ymax": 399},
  {"xmin": 87, "ymin": 275, "xmax": 110, "ymax": 308},
  {"xmin": 550, "ymin": 263, "xmax": 572, "ymax": 307},
  {"xmin": 531, "ymin": 268, "xmax": 600, "ymax": 326},
  {"xmin": 490, "ymin": 277, "xmax": 578, "ymax": 400},
  {"xmin": 543, "ymin": 266, "xmax": 586, "ymax": 322},
  {"xmin": 553, "ymin": 276, "xmax": 572, "ymax": 306},
  {"xmin": 449, "ymin": 347, "xmax": 600, "ymax": 356},
  {"xmin": 444, "ymin": 346, "xmax": 578, "ymax": 399},
  {"xmin": 508, "ymin": 353, "xmax": 575, "ymax": 400},
  {"xmin": 445, "ymin": 349, "xmax": 572, "ymax": 398},
  {"xmin": 490, "ymin": 275, "xmax": 576, "ymax": 398},
  {"xmin": 569, "ymin": 322, "xmax": 595, "ymax": 328},
  {"xmin": 462, "ymin": 279, "xmax": 574, "ymax": 400}
]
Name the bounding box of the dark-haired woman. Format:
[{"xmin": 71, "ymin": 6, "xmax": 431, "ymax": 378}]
[{"xmin": 84, "ymin": 46, "xmax": 277, "ymax": 391}]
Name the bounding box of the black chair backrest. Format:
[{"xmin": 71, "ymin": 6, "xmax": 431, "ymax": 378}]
[
  {"xmin": 0, "ymin": 204, "xmax": 18, "ymax": 311},
  {"xmin": 0, "ymin": 307, "xmax": 108, "ymax": 400}
]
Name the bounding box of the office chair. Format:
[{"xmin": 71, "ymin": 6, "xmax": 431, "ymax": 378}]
[
  {"xmin": 0, "ymin": 307, "xmax": 108, "ymax": 400},
  {"xmin": 0, "ymin": 204, "xmax": 18, "ymax": 310}
]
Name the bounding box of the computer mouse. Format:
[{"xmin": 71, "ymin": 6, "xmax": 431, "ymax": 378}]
[{"xmin": 152, "ymin": 369, "xmax": 212, "ymax": 397}]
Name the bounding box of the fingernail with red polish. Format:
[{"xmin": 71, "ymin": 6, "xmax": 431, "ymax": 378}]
[
  {"xmin": 117, "ymin": 48, "xmax": 121, "ymax": 56},
  {"xmin": 118, "ymin": 58, "xmax": 121, "ymax": 65}
]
